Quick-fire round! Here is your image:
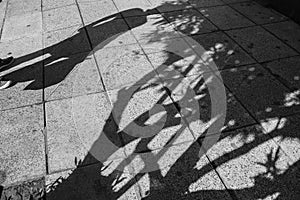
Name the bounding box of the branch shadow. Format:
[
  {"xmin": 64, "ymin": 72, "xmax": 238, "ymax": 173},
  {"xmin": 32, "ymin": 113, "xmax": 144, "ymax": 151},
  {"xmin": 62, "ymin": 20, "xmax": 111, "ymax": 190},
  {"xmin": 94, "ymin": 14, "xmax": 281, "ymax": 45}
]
[{"xmin": 1, "ymin": 1, "xmax": 300, "ymax": 200}]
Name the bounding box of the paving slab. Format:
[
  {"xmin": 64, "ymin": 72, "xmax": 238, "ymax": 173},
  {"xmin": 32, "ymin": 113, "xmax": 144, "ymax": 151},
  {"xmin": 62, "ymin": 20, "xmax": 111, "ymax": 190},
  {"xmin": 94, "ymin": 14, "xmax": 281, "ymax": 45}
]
[
  {"xmin": 226, "ymin": 26, "xmax": 298, "ymax": 62},
  {"xmin": 0, "ymin": 105, "xmax": 45, "ymax": 186},
  {"xmin": 188, "ymin": 0, "xmax": 225, "ymax": 8},
  {"xmin": 266, "ymin": 114, "xmax": 300, "ymax": 164},
  {"xmin": 187, "ymin": 31, "xmax": 255, "ymax": 70},
  {"xmin": 76, "ymin": 0, "xmax": 102, "ymax": 2},
  {"xmin": 0, "ymin": 178, "xmax": 45, "ymax": 200},
  {"xmin": 0, "ymin": 34, "xmax": 45, "ymax": 110},
  {"xmin": 127, "ymin": 141, "xmax": 232, "ymax": 199},
  {"xmin": 222, "ymin": 91, "xmax": 256, "ymax": 132},
  {"xmin": 46, "ymin": 92, "xmax": 126, "ymax": 173},
  {"xmin": 162, "ymin": 75, "xmax": 255, "ymax": 138},
  {"xmin": 1, "ymin": 11, "xmax": 42, "ymax": 42},
  {"xmin": 0, "ymin": 0, "xmax": 7, "ymax": 31},
  {"xmin": 42, "ymin": 0, "xmax": 75, "ymax": 11},
  {"xmin": 199, "ymin": 5, "xmax": 254, "ymax": 30},
  {"xmin": 220, "ymin": 64, "xmax": 300, "ymax": 121},
  {"xmin": 113, "ymin": 0, "xmax": 152, "ymax": 17},
  {"xmin": 45, "ymin": 162, "xmax": 139, "ymax": 200},
  {"xmin": 162, "ymin": 8, "xmax": 218, "ymax": 36},
  {"xmin": 125, "ymin": 14, "xmax": 180, "ymax": 44},
  {"xmin": 264, "ymin": 20, "xmax": 300, "ymax": 53},
  {"xmin": 0, "ymin": 55, "xmax": 43, "ymax": 110},
  {"xmin": 1, "ymin": 0, "xmax": 300, "ymax": 196},
  {"xmin": 44, "ymin": 53, "xmax": 104, "ymax": 101},
  {"xmin": 222, "ymin": 0, "xmax": 250, "ymax": 3},
  {"xmin": 0, "ymin": 35, "xmax": 42, "ymax": 58},
  {"xmin": 94, "ymin": 44, "xmax": 158, "ymax": 90},
  {"xmin": 6, "ymin": 0, "xmax": 41, "ymax": 17},
  {"xmin": 107, "ymin": 82, "xmax": 195, "ymax": 153},
  {"xmin": 86, "ymin": 18, "xmax": 137, "ymax": 49},
  {"xmin": 141, "ymin": 37, "xmax": 191, "ymax": 55},
  {"xmin": 146, "ymin": 50, "xmax": 212, "ymax": 79},
  {"xmin": 78, "ymin": 0, "xmax": 120, "ymax": 25},
  {"xmin": 43, "ymin": 4, "xmax": 82, "ymax": 32},
  {"xmin": 161, "ymin": 75, "xmax": 215, "ymax": 139},
  {"xmin": 43, "ymin": 24, "xmax": 91, "ymax": 55},
  {"xmin": 204, "ymin": 125, "xmax": 297, "ymax": 200},
  {"xmin": 149, "ymin": 0, "xmax": 193, "ymax": 13},
  {"xmin": 231, "ymin": 1, "xmax": 287, "ymax": 24},
  {"xmin": 263, "ymin": 56, "xmax": 300, "ymax": 91}
]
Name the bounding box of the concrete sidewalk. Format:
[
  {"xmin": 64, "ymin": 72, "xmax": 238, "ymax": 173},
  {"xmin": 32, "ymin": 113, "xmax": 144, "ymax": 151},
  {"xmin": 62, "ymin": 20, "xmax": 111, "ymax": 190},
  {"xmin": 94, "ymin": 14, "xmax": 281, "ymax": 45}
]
[{"xmin": 0, "ymin": 0, "xmax": 300, "ymax": 199}]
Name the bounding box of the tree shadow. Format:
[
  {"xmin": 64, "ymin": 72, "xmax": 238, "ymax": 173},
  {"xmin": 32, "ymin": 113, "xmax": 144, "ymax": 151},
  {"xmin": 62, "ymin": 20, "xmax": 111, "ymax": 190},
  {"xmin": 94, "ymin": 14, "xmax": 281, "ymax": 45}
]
[
  {"xmin": 41, "ymin": 1, "xmax": 300, "ymax": 199},
  {"xmin": 1, "ymin": 1, "xmax": 300, "ymax": 200}
]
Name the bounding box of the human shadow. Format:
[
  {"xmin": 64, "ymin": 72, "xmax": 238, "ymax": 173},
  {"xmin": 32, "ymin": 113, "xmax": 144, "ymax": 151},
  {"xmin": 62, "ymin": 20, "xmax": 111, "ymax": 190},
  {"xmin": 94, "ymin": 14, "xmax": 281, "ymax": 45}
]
[
  {"xmin": 1, "ymin": 8, "xmax": 159, "ymax": 90},
  {"xmin": 2, "ymin": 1, "xmax": 300, "ymax": 200},
  {"xmin": 46, "ymin": 1, "xmax": 300, "ymax": 200}
]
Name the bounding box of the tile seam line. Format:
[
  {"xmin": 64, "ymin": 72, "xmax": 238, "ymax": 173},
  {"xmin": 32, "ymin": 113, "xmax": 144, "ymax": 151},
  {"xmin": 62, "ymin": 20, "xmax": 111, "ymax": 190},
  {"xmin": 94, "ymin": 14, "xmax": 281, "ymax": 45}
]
[
  {"xmin": 252, "ymin": 0, "xmax": 299, "ymax": 23},
  {"xmin": 110, "ymin": 1, "xmax": 171, "ymax": 199},
  {"xmin": 120, "ymin": 6, "xmax": 235, "ymax": 199},
  {"xmin": 42, "ymin": 2, "xmax": 76, "ymax": 12},
  {"xmin": 106, "ymin": 0, "xmax": 295, "ymax": 185},
  {"xmin": 41, "ymin": 0, "xmax": 49, "ymax": 176},
  {"xmin": 194, "ymin": 106, "xmax": 300, "ymax": 141},
  {"xmin": 110, "ymin": 1, "xmax": 156, "ymax": 199},
  {"xmin": 193, "ymin": 3, "xmax": 295, "ymax": 95},
  {"xmin": 187, "ymin": 1, "xmax": 299, "ymax": 165},
  {"xmin": 48, "ymin": 161, "xmax": 111, "ymax": 176},
  {"xmin": 215, "ymin": 66, "xmax": 298, "ymax": 164},
  {"xmin": 204, "ymin": 153, "xmax": 238, "ymax": 200},
  {"xmin": 74, "ymin": 0, "xmax": 110, "ymax": 93},
  {"xmin": 168, "ymin": 9, "xmax": 254, "ymax": 196},
  {"xmin": 262, "ymin": 24, "xmax": 300, "ymax": 55},
  {"xmin": 173, "ymin": 12, "xmax": 262, "ymax": 131},
  {"xmin": 54, "ymin": 2, "xmax": 296, "ymax": 199},
  {"xmin": 225, "ymin": 2, "xmax": 300, "ymax": 55},
  {"xmin": 218, "ymin": 15, "xmax": 299, "ymax": 91},
  {"xmin": 43, "ymin": 22, "xmax": 83, "ymax": 33},
  {"xmin": 122, "ymin": 3, "xmax": 267, "ymax": 187},
  {"xmin": 0, "ymin": 102, "xmax": 44, "ymax": 112},
  {"xmin": 44, "ymin": 55, "xmax": 91, "ymax": 102},
  {"xmin": 118, "ymin": 5, "xmax": 195, "ymax": 136},
  {"xmin": 1, "ymin": 175, "xmax": 45, "ymax": 189},
  {"xmin": 157, "ymin": 5, "xmax": 288, "ymax": 32},
  {"xmin": 214, "ymin": 33, "xmax": 300, "ymax": 165},
  {"xmin": 2, "ymin": 83, "xmax": 296, "ymax": 123},
  {"xmin": 0, "ymin": 0, "xmax": 290, "ymax": 193},
  {"xmin": 43, "ymin": 23, "xmax": 83, "ymax": 33},
  {"xmin": 75, "ymin": 1, "xmax": 142, "ymax": 199},
  {"xmin": 0, "ymin": 0, "xmax": 9, "ymax": 40},
  {"xmin": 44, "ymin": 90, "xmax": 105, "ymax": 103},
  {"xmin": 43, "ymin": 0, "xmax": 290, "ymax": 197},
  {"xmin": 187, "ymin": 1, "xmax": 239, "ymax": 10},
  {"xmin": 41, "ymin": 65, "xmax": 225, "ymax": 103}
]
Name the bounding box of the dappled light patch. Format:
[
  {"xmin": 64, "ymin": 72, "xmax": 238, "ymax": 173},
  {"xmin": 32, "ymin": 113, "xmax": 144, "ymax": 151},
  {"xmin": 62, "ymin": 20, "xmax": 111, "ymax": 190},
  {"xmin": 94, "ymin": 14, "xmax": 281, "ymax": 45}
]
[
  {"xmin": 260, "ymin": 117, "xmax": 287, "ymax": 134},
  {"xmin": 284, "ymin": 89, "xmax": 300, "ymax": 107},
  {"xmin": 3, "ymin": 1, "xmax": 300, "ymax": 200},
  {"xmin": 161, "ymin": 8, "xmax": 217, "ymax": 36}
]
